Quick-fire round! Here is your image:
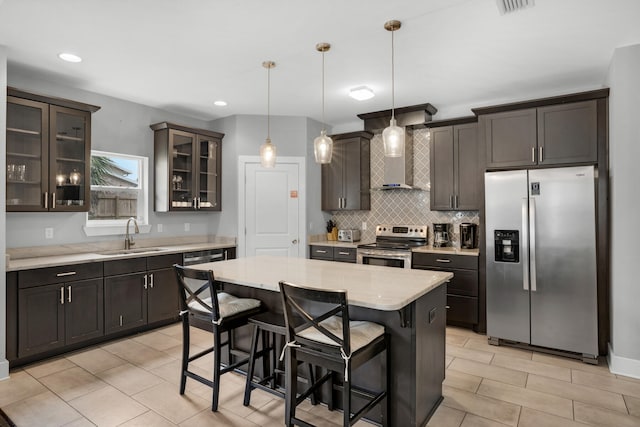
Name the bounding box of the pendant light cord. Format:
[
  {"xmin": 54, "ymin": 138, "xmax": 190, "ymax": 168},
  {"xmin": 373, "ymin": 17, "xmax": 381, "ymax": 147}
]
[
  {"xmin": 391, "ymin": 28, "xmax": 395, "ymax": 121},
  {"xmin": 321, "ymin": 50, "xmax": 326, "ymax": 132},
  {"xmin": 267, "ymin": 65, "xmax": 271, "ymax": 140}
]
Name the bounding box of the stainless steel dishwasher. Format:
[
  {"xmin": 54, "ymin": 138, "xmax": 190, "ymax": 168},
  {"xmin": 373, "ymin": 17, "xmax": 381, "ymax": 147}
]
[{"xmin": 182, "ymin": 248, "xmax": 230, "ymax": 266}]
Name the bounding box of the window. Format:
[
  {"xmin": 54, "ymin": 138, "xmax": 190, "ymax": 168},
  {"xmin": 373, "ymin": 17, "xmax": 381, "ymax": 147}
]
[{"xmin": 84, "ymin": 151, "xmax": 150, "ymax": 236}]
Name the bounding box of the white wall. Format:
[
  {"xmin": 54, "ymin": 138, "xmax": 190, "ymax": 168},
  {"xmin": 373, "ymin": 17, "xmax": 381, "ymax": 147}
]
[
  {"xmin": 606, "ymin": 43, "xmax": 640, "ymax": 378},
  {"xmin": 0, "ymin": 45, "xmax": 9, "ymax": 379}
]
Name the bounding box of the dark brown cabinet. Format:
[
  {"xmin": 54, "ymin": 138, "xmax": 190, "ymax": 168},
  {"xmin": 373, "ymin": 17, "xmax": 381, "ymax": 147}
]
[
  {"xmin": 429, "ymin": 122, "xmax": 479, "ymax": 211},
  {"xmin": 104, "ymin": 253, "xmax": 182, "ymax": 334},
  {"xmin": 17, "ymin": 263, "xmax": 104, "ymax": 358},
  {"xmin": 6, "ymin": 88, "xmax": 100, "ymax": 212},
  {"xmin": 412, "ymin": 252, "xmax": 479, "ymax": 327},
  {"xmin": 321, "ymin": 131, "xmax": 371, "ymax": 211},
  {"xmin": 309, "ymin": 245, "xmax": 357, "ymax": 263},
  {"xmin": 151, "ymin": 122, "xmax": 223, "ymax": 212},
  {"xmin": 481, "ymin": 100, "xmax": 597, "ymax": 168}
]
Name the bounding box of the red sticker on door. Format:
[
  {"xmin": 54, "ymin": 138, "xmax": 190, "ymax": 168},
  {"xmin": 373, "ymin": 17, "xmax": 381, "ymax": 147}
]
[{"xmin": 290, "ymin": 190, "xmax": 298, "ymax": 198}]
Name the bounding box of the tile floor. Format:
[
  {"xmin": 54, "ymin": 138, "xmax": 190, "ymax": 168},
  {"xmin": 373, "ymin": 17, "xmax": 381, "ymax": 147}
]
[{"xmin": 1, "ymin": 324, "xmax": 639, "ymax": 426}]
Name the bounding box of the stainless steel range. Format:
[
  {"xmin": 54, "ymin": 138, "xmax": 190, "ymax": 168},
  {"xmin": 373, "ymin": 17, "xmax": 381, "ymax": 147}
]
[{"xmin": 357, "ymin": 224, "xmax": 428, "ymax": 269}]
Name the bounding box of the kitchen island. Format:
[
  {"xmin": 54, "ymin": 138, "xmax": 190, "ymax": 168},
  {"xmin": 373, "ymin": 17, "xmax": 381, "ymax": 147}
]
[{"xmin": 189, "ymin": 255, "xmax": 452, "ymax": 426}]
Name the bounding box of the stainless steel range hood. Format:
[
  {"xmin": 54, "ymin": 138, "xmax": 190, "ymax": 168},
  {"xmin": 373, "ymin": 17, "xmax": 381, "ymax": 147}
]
[{"xmin": 358, "ymin": 103, "xmax": 437, "ymax": 191}]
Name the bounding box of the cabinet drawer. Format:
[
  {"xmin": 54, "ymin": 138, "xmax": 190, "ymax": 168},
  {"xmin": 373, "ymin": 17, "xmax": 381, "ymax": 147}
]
[
  {"xmin": 310, "ymin": 246, "xmax": 334, "ymax": 260},
  {"xmin": 412, "ymin": 252, "xmax": 478, "ymax": 270},
  {"xmin": 19, "ymin": 262, "xmax": 103, "ymax": 288},
  {"xmin": 147, "ymin": 253, "xmax": 183, "ymax": 270},
  {"xmin": 446, "ymin": 294, "xmax": 478, "ymax": 324},
  {"xmin": 104, "ymin": 257, "xmax": 147, "ymax": 276},
  {"xmin": 447, "ymin": 269, "xmax": 478, "ymax": 297},
  {"xmin": 333, "ymin": 248, "xmax": 356, "ymax": 263}
]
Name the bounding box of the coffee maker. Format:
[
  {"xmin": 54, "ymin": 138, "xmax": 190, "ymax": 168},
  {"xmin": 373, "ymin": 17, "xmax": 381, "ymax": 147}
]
[
  {"xmin": 433, "ymin": 223, "xmax": 452, "ymax": 247},
  {"xmin": 460, "ymin": 223, "xmax": 478, "ymax": 249}
]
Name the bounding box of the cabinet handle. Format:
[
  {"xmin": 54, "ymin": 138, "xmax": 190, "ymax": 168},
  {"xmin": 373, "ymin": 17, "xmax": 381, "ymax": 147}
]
[
  {"xmin": 316, "ymin": 250, "xmax": 328, "ymax": 254},
  {"xmin": 450, "ymin": 195, "xmax": 454, "ymax": 209},
  {"xmin": 119, "ymin": 315, "xmax": 123, "ymax": 327},
  {"xmin": 436, "ymin": 258, "xmax": 452, "ymax": 263},
  {"xmin": 224, "ymin": 250, "xmax": 228, "ymax": 260},
  {"xmin": 44, "ymin": 192, "xmax": 48, "ymax": 209},
  {"xmin": 445, "ymin": 305, "xmax": 451, "ymax": 309},
  {"xmin": 143, "ymin": 274, "xmax": 148, "ymax": 289},
  {"xmin": 60, "ymin": 287, "xmax": 64, "ymax": 305},
  {"xmin": 539, "ymin": 146, "xmax": 543, "ymax": 163},
  {"xmin": 454, "ymin": 195, "xmax": 459, "ymax": 209},
  {"xmin": 56, "ymin": 271, "xmax": 77, "ymax": 277},
  {"xmin": 149, "ymin": 273, "xmax": 154, "ymax": 289},
  {"xmin": 532, "ymin": 147, "xmax": 536, "ymax": 163},
  {"xmin": 338, "ymin": 251, "xmax": 350, "ymax": 255},
  {"xmin": 52, "ymin": 192, "xmax": 56, "ymax": 209},
  {"xmin": 67, "ymin": 286, "xmax": 72, "ymax": 303}
]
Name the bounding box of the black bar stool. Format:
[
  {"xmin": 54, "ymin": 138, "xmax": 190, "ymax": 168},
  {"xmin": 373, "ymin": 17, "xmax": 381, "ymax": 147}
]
[
  {"xmin": 242, "ymin": 311, "xmax": 318, "ymax": 406},
  {"xmin": 173, "ymin": 264, "xmax": 263, "ymax": 411},
  {"xmin": 279, "ymin": 280, "xmax": 389, "ymax": 427}
]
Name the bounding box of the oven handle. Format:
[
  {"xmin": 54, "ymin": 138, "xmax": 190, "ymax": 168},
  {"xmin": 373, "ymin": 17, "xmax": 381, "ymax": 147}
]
[{"xmin": 358, "ymin": 251, "xmax": 410, "ymax": 261}]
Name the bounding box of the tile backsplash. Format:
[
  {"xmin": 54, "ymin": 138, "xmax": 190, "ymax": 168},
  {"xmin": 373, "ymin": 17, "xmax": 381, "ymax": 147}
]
[{"xmin": 331, "ymin": 128, "xmax": 479, "ymax": 245}]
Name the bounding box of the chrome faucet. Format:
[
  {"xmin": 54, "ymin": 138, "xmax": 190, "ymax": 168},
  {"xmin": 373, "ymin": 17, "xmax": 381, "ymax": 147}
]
[{"xmin": 125, "ymin": 217, "xmax": 139, "ymax": 249}]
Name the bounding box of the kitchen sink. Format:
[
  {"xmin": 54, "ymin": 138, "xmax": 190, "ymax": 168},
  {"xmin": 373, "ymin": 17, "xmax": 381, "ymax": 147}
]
[{"xmin": 98, "ymin": 247, "xmax": 168, "ymax": 255}]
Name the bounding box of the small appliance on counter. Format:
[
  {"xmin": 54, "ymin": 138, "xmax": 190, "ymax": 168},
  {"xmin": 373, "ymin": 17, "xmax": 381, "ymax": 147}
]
[
  {"xmin": 433, "ymin": 223, "xmax": 452, "ymax": 247},
  {"xmin": 460, "ymin": 223, "xmax": 478, "ymax": 249},
  {"xmin": 337, "ymin": 229, "xmax": 361, "ymax": 242}
]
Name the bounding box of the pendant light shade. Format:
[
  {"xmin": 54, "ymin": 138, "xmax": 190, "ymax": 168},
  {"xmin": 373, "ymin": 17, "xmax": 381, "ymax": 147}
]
[
  {"xmin": 382, "ymin": 20, "xmax": 404, "ymax": 158},
  {"xmin": 260, "ymin": 61, "xmax": 277, "ymax": 168},
  {"xmin": 314, "ymin": 42, "xmax": 333, "ymax": 164}
]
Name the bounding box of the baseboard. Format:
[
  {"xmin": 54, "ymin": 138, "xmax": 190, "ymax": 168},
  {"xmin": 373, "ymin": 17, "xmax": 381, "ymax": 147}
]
[
  {"xmin": 0, "ymin": 359, "xmax": 9, "ymax": 380},
  {"xmin": 607, "ymin": 343, "xmax": 640, "ymax": 379}
]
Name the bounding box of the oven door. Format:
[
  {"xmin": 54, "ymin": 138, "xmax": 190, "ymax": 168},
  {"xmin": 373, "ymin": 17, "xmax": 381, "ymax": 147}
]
[{"xmin": 357, "ymin": 250, "xmax": 411, "ymax": 269}]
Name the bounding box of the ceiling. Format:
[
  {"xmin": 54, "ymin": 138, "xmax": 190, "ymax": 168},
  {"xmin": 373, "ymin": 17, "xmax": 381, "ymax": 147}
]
[{"xmin": 1, "ymin": 0, "xmax": 639, "ymax": 130}]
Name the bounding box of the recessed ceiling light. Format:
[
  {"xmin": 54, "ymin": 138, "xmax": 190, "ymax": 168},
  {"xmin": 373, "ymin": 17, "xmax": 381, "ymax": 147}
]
[
  {"xmin": 349, "ymin": 86, "xmax": 375, "ymax": 101},
  {"xmin": 214, "ymin": 100, "xmax": 227, "ymax": 107},
  {"xmin": 58, "ymin": 52, "xmax": 82, "ymax": 63}
]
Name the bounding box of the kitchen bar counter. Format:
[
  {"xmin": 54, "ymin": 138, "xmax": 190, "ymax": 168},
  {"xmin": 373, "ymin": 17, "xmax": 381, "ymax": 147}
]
[{"xmin": 190, "ymin": 255, "xmax": 451, "ymax": 426}]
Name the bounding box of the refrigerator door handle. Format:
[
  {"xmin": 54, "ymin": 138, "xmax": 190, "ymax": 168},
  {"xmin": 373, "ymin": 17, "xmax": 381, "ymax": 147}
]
[
  {"xmin": 522, "ymin": 198, "xmax": 529, "ymax": 291},
  {"xmin": 529, "ymin": 197, "xmax": 537, "ymax": 292}
]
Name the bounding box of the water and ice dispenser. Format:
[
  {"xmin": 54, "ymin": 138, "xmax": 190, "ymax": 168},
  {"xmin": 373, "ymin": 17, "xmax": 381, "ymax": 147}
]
[{"xmin": 494, "ymin": 230, "xmax": 519, "ymax": 263}]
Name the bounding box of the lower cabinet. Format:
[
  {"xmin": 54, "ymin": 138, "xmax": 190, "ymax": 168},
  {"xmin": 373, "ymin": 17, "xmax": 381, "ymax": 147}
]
[
  {"xmin": 104, "ymin": 253, "xmax": 182, "ymax": 334},
  {"xmin": 17, "ymin": 262, "xmax": 104, "ymax": 358},
  {"xmin": 412, "ymin": 252, "xmax": 479, "ymax": 327},
  {"xmin": 309, "ymin": 245, "xmax": 357, "ymax": 263}
]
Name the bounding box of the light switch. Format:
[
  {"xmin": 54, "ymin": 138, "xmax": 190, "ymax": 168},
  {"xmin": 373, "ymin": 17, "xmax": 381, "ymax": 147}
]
[
  {"xmin": 45, "ymin": 227, "xmax": 54, "ymax": 239},
  {"xmin": 184, "ymin": 223, "xmax": 190, "ymax": 232},
  {"xmin": 157, "ymin": 224, "xmax": 163, "ymax": 233}
]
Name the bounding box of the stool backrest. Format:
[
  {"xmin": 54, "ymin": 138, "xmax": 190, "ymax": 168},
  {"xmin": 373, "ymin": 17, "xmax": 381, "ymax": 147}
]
[
  {"xmin": 279, "ymin": 280, "xmax": 351, "ymax": 354},
  {"xmin": 174, "ymin": 264, "xmax": 222, "ymax": 323}
]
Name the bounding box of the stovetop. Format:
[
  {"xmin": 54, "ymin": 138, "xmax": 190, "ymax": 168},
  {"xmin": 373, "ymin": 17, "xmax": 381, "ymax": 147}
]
[{"xmin": 357, "ymin": 224, "xmax": 428, "ymax": 251}]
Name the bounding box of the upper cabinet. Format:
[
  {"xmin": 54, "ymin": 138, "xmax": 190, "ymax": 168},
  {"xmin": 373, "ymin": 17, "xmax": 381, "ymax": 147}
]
[
  {"xmin": 151, "ymin": 122, "xmax": 224, "ymax": 212},
  {"xmin": 429, "ymin": 119, "xmax": 479, "ymax": 211},
  {"xmin": 321, "ymin": 131, "xmax": 372, "ymax": 211},
  {"xmin": 475, "ymin": 91, "xmax": 606, "ymax": 169},
  {"xmin": 6, "ymin": 88, "xmax": 100, "ymax": 212}
]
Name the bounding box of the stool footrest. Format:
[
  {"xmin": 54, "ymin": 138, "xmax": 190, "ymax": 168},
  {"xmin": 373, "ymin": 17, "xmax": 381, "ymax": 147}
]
[
  {"xmin": 187, "ymin": 346, "xmax": 214, "ymax": 363},
  {"xmin": 183, "ymin": 370, "xmax": 214, "ymax": 389},
  {"xmin": 296, "ymin": 371, "xmax": 331, "ymax": 406}
]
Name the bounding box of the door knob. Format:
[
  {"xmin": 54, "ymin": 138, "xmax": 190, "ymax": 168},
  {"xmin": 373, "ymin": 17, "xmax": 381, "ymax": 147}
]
[{"xmin": 292, "ymin": 239, "xmax": 298, "ymax": 244}]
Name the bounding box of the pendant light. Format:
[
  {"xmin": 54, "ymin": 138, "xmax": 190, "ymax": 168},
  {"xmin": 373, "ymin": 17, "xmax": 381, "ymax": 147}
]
[
  {"xmin": 382, "ymin": 20, "xmax": 405, "ymax": 158},
  {"xmin": 314, "ymin": 42, "xmax": 333, "ymax": 164},
  {"xmin": 260, "ymin": 60, "xmax": 277, "ymax": 168}
]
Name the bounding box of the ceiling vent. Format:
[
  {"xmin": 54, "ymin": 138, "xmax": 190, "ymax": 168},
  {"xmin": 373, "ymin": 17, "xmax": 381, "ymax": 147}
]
[{"xmin": 496, "ymin": 0, "xmax": 534, "ymax": 14}]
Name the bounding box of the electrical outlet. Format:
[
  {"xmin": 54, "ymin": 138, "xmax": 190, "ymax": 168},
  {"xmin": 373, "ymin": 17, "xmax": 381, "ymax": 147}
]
[
  {"xmin": 157, "ymin": 224, "xmax": 163, "ymax": 233},
  {"xmin": 362, "ymin": 221, "xmax": 367, "ymax": 231},
  {"xmin": 45, "ymin": 227, "xmax": 54, "ymax": 239},
  {"xmin": 184, "ymin": 223, "xmax": 190, "ymax": 232}
]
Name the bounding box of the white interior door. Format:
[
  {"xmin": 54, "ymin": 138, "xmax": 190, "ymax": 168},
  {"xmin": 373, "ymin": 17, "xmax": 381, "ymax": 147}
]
[{"xmin": 239, "ymin": 157, "xmax": 305, "ymax": 258}]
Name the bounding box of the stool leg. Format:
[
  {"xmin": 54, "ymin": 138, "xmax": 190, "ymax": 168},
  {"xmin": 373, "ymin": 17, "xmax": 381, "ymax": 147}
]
[
  {"xmin": 343, "ymin": 365, "xmax": 351, "ymax": 426},
  {"xmin": 307, "ymin": 364, "xmax": 317, "ymax": 405},
  {"xmin": 284, "ymin": 349, "xmax": 298, "ymax": 427},
  {"xmin": 212, "ymin": 327, "xmax": 222, "ymax": 411},
  {"xmin": 327, "ymin": 370, "xmax": 334, "ymax": 411},
  {"xmin": 270, "ymin": 332, "xmax": 278, "ymax": 389},
  {"xmin": 243, "ymin": 324, "xmax": 261, "ymax": 406},
  {"xmin": 179, "ymin": 315, "xmax": 190, "ymax": 395},
  {"xmin": 383, "ymin": 334, "xmax": 390, "ymax": 427}
]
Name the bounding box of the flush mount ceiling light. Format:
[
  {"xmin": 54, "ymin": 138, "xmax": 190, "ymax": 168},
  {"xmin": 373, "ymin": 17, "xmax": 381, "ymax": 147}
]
[
  {"xmin": 214, "ymin": 100, "xmax": 227, "ymax": 107},
  {"xmin": 349, "ymin": 86, "xmax": 375, "ymax": 101},
  {"xmin": 58, "ymin": 52, "xmax": 82, "ymax": 63},
  {"xmin": 496, "ymin": 0, "xmax": 534, "ymax": 14},
  {"xmin": 259, "ymin": 61, "xmax": 276, "ymax": 168},
  {"xmin": 382, "ymin": 19, "xmax": 405, "ymax": 158},
  {"xmin": 313, "ymin": 42, "xmax": 333, "ymax": 164}
]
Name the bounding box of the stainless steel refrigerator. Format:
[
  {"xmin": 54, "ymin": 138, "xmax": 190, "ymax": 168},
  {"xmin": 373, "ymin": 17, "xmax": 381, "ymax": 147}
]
[{"xmin": 485, "ymin": 165, "xmax": 598, "ymax": 360}]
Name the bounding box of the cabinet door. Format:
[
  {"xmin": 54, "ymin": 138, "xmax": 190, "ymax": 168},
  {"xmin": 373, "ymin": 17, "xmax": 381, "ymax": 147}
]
[
  {"xmin": 429, "ymin": 127, "xmax": 455, "ymax": 210},
  {"xmin": 49, "ymin": 105, "xmax": 91, "ymax": 211},
  {"xmin": 196, "ymin": 135, "xmax": 222, "ymax": 210},
  {"xmin": 6, "ymin": 97, "xmax": 49, "ymax": 212},
  {"xmin": 18, "ymin": 283, "xmax": 65, "ymax": 357},
  {"xmin": 169, "ymin": 129, "xmax": 196, "ymax": 210},
  {"xmin": 104, "ymin": 273, "xmax": 147, "ymax": 334},
  {"xmin": 64, "ymin": 278, "xmax": 104, "ymax": 345},
  {"xmin": 321, "ymin": 143, "xmax": 344, "ymax": 211},
  {"xmin": 343, "ymin": 138, "xmax": 367, "ymax": 210},
  {"xmin": 537, "ymin": 100, "xmax": 597, "ymax": 165},
  {"xmin": 147, "ymin": 268, "xmax": 180, "ymax": 324},
  {"xmin": 483, "ymin": 109, "xmax": 537, "ymax": 168},
  {"xmin": 454, "ymin": 123, "xmax": 479, "ymax": 210}
]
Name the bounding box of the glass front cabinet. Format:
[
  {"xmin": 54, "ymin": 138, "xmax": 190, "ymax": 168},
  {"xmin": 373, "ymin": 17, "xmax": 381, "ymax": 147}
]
[
  {"xmin": 6, "ymin": 88, "xmax": 100, "ymax": 212},
  {"xmin": 151, "ymin": 122, "xmax": 223, "ymax": 212}
]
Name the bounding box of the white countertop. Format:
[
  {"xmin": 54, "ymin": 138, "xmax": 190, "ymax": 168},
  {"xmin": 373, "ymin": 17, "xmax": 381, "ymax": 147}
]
[
  {"xmin": 189, "ymin": 255, "xmax": 452, "ymax": 311},
  {"xmin": 309, "ymin": 241, "xmax": 362, "ymax": 248},
  {"xmin": 412, "ymin": 246, "xmax": 480, "ymax": 256},
  {"xmin": 6, "ymin": 242, "xmax": 235, "ymax": 272}
]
